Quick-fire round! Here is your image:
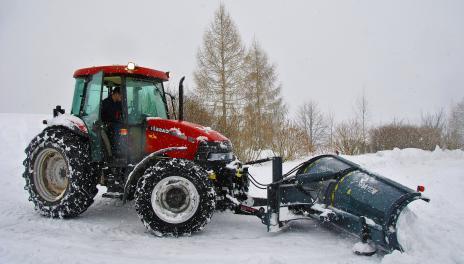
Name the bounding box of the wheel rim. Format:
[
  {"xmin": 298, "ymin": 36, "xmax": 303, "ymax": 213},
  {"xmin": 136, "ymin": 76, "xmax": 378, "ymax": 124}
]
[
  {"xmin": 33, "ymin": 148, "xmax": 69, "ymax": 202},
  {"xmin": 151, "ymin": 176, "xmax": 200, "ymax": 224}
]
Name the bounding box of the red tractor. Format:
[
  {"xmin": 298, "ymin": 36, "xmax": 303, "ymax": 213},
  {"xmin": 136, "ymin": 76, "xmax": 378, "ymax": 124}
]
[
  {"xmin": 22, "ymin": 63, "xmax": 429, "ymax": 254},
  {"xmin": 23, "ymin": 63, "xmax": 250, "ymax": 236}
]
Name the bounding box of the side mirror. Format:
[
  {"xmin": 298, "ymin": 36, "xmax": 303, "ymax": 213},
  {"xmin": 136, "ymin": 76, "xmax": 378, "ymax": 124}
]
[
  {"xmin": 165, "ymin": 92, "xmax": 177, "ymax": 120},
  {"xmin": 178, "ymin": 76, "xmax": 185, "ymax": 121}
]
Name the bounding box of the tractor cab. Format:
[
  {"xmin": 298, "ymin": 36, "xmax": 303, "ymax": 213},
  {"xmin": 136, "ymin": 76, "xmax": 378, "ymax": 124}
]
[
  {"xmin": 55, "ymin": 62, "xmax": 241, "ymax": 205},
  {"xmin": 71, "ymin": 63, "xmax": 172, "ymax": 163}
]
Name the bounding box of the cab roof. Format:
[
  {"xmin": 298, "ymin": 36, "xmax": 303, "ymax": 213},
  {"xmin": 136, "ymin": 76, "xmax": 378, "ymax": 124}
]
[{"xmin": 73, "ymin": 65, "xmax": 169, "ymax": 81}]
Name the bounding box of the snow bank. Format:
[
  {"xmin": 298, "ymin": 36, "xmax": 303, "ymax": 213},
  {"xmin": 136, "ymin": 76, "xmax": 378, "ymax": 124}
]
[
  {"xmin": 349, "ymin": 148, "xmax": 464, "ymax": 264},
  {"xmin": 0, "ymin": 113, "xmax": 463, "ymax": 264}
]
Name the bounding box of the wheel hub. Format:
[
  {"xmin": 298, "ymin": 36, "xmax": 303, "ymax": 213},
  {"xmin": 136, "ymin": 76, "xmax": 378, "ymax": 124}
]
[
  {"xmin": 165, "ymin": 187, "xmax": 188, "ymax": 210},
  {"xmin": 151, "ymin": 176, "xmax": 200, "ymax": 224},
  {"xmin": 33, "ymin": 148, "xmax": 69, "ymax": 202}
]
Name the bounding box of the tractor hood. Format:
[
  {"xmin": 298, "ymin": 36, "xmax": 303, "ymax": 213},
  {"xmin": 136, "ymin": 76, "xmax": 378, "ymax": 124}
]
[
  {"xmin": 146, "ymin": 118, "xmax": 229, "ymax": 142},
  {"xmin": 144, "ymin": 118, "xmax": 231, "ymax": 160}
]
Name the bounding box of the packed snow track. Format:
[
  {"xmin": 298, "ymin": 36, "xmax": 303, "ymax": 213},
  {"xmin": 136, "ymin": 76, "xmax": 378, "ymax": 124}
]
[{"xmin": 0, "ymin": 114, "xmax": 463, "ymax": 264}]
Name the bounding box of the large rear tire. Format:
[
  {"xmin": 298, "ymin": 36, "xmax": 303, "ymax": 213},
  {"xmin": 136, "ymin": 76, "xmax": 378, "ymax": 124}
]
[
  {"xmin": 135, "ymin": 159, "xmax": 216, "ymax": 236},
  {"xmin": 23, "ymin": 127, "xmax": 97, "ymax": 218}
]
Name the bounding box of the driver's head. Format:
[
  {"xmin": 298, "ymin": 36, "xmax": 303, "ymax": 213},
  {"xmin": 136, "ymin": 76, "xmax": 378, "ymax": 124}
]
[{"xmin": 111, "ymin": 86, "xmax": 122, "ymax": 102}]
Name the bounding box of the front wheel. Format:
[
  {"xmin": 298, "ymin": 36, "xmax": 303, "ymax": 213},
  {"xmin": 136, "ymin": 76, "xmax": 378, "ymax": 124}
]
[{"xmin": 135, "ymin": 159, "xmax": 216, "ymax": 236}]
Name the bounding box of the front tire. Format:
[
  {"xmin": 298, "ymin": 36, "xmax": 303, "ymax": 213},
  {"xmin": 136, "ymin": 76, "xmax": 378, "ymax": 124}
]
[
  {"xmin": 135, "ymin": 159, "xmax": 215, "ymax": 236},
  {"xmin": 23, "ymin": 127, "xmax": 97, "ymax": 218}
]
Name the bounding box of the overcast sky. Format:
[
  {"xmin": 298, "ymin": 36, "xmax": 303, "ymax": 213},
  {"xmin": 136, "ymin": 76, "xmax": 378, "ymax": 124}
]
[{"xmin": 1, "ymin": 0, "xmax": 463, "ymax": 124}]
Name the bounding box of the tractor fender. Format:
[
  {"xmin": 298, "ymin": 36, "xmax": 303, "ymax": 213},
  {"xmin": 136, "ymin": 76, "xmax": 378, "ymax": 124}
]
[
  {"xmin": 122, "ymin": 146, "xmax": 188, "ymax": 203},
  {"xmin": 44, "ymin": 114, "xmax": 89, "ymax": 138}
]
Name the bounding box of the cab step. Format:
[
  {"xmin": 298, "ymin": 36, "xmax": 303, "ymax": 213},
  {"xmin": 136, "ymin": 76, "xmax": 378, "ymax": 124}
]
[{"xmin": 102, "ymin": 192, "xmax": 124, "ymax": 199}]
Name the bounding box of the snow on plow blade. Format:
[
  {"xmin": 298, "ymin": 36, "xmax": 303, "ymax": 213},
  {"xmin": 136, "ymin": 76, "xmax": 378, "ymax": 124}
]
[{"xmin": 264, "ymin": 155, "xmax": 429, "ymax": 253}]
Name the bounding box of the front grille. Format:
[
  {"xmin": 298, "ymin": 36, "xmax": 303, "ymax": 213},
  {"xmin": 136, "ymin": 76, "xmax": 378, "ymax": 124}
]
[{"xmin": 195, "ymin": 140, "xmax": 233, "ymax": 161}]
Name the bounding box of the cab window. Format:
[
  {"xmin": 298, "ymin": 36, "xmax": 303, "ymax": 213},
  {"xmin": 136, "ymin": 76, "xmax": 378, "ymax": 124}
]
[
  {"xmin": 126, "ymin": 78, "xmax": 167, "ymax": 124},
  {"xmin": 71, "ymin": 78, "xmax": 85, "ymax": 115}
]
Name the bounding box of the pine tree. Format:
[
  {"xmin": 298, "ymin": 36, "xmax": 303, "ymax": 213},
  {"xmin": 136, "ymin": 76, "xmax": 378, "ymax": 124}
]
[
  {"xmin": 193, "ymin": 4, "xmax": 245, "ymax": 136},
  {"xmin": 240, "ymin": 40, "xmax": 284, "ymax": 160}
]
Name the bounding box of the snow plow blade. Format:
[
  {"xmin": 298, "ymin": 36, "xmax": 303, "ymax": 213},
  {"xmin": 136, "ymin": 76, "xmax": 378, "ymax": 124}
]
[{"xmin": 263, "ymin": 155, "xmax": 429, "ymax": 253}]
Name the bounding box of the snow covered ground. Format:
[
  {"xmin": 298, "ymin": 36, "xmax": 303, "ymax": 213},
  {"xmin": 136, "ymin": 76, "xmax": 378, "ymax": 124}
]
[{"xmin": 0, "ymin": 113, "xmax": 463, "ymax": 264}]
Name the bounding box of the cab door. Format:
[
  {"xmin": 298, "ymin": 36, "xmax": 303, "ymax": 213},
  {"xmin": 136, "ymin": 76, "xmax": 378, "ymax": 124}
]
[{"xmin": 81, "ymin": 71, "xmax": 104, "ymax": 161}]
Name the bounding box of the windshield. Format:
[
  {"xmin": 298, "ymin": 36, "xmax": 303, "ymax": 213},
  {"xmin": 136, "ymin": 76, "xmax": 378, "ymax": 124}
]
[{"xmin": 126, "ymin": 78, "xmax": 167, "ymax": 124}]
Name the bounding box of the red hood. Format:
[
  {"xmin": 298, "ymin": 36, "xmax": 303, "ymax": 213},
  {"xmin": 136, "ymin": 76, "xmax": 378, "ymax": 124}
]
[
  {"xmin": 146, "ymin": 118, "xmax": 229, "ymax": 142},
  {"xmin": 144, "ymin": 118, "xmax": 230, "ymax": 159}
]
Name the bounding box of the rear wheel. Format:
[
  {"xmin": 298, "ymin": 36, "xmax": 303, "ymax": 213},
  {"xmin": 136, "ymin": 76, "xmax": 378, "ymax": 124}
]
[
  {"xmin": 33, "ymin": 148, "xmax": 69, "ymax": 202},
  {"xmin": 135, "ymin": 159, "xmax": 215, "ymax": 236},
  {"xmin": 23, "ymin": 128, "xmax": 97, "ymax": 218}
]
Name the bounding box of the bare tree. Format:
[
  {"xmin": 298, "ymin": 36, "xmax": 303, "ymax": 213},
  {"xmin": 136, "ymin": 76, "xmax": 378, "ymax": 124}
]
[
  {"xmin": 334, "ymin": 120, "xmax": 363, "ymax": 155},
  {"xmin": 324, "ymin": 111, "xmax": 335, "ymax": 152},
  {"xmin": 193, "ymin": 4, "xmax": 245, "ymax": 136},
  {"xmin": 271, "ymin": 112, "xmax": 307, "ymax": 161},
  {"xmin": 420, "ymin": 109, "xmax": 446, "ymax": 148},
  {"xmin": 421, "ymin": 109, "xmax": 446, "ymax": 131},
  {"xmin": 445, "ymin": 98, "xmax": 464, "ymax": 149},
  {"xmin": 297, "ymin": 101, "xmax": 326, "ymax": 153},
  {"xmin": 355, "ymin": 92, "xmax": 369, "ymax": 153}
]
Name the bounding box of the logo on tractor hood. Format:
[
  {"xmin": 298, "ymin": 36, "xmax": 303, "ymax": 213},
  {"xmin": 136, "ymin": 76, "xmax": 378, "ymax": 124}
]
[
  {"xmin": 150, "ymin": 126, "xmax": 193, "ymax": 142},
  {"xmin": 146, "ymin": 118, "xmax": 229, "ymax": 143}
]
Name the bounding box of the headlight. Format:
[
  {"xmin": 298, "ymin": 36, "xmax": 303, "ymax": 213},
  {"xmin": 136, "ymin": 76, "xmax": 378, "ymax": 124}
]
[{"xmin": 208, "ymin": 152, "xmax": 234, "ymax": 161}]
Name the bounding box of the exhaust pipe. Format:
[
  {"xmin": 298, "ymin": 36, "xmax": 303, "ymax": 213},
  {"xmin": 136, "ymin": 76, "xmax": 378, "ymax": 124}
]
[{"xmin": 178, "ymin": 76, "xmax": 185, "ymax": 121}]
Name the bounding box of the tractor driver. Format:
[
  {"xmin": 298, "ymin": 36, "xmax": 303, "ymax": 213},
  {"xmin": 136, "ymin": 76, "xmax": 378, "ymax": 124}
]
[
  {"xmin": 101, "ymin": 86, "xmax": 123, "ymax": 157},
  {"xmin": 101, "ymin": 86, "xmax": 122, "ymax": 123}
]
